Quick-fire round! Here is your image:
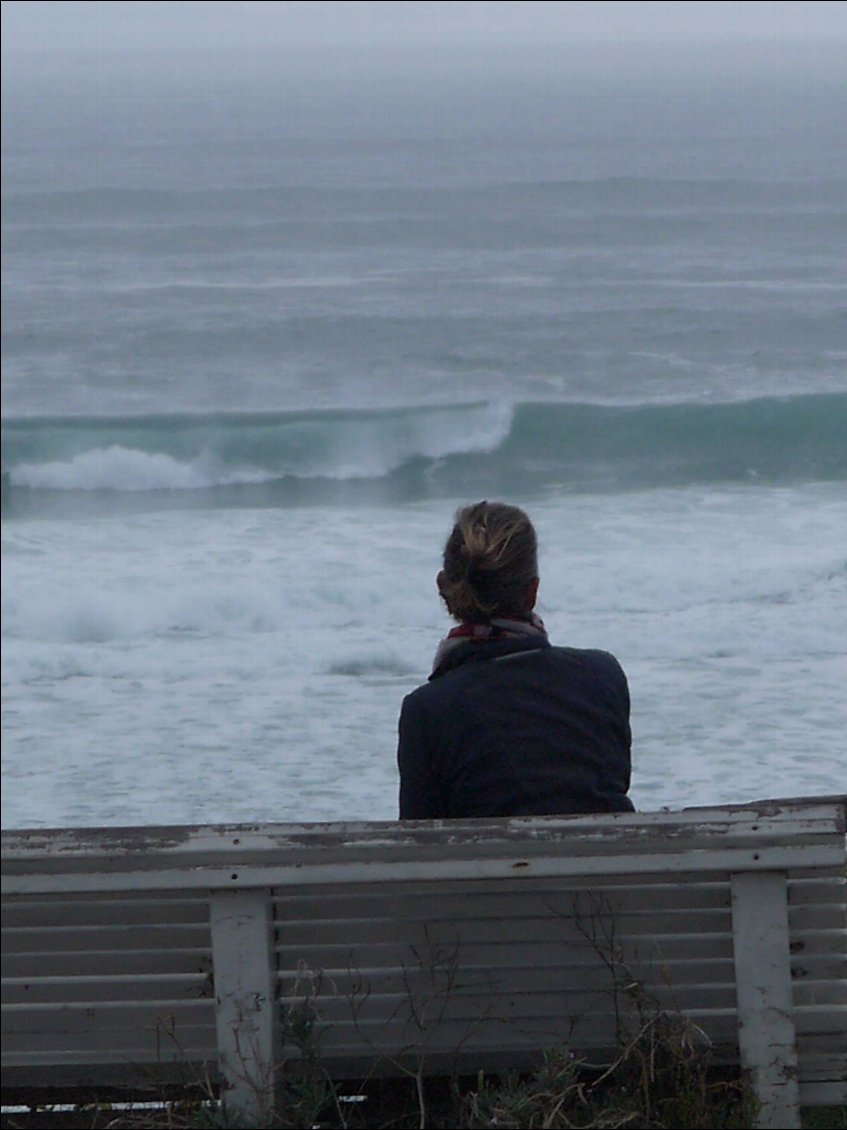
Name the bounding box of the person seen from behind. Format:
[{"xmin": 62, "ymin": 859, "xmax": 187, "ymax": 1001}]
[{"xmin": 397, "ymin": 500, "xmax": 634, "ymax": 819}]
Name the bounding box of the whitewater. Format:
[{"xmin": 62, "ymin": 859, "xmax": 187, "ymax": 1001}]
[{"xmin": 2, "ymin": 43, "xmax": 846, "ymax": 828}]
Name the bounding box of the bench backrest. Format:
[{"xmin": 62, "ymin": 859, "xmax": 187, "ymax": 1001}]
[{"xmin": 2, "ymin": 798, "xmax": 845, "ymax": 1125}]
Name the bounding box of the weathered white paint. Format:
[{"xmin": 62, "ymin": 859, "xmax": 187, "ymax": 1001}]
[
  {"xmin": 731, "ymin": 871, "xmax": 801, "ymax": 1129},
  {"xmin": 209, "ymin": 890, "xmax": 279, "ymax": 1125},
  {"xmin": 2, "ymin": 799, "xmax": 839, "ymax": 862},
  {"xmin": 3, "ymin": 844, "xmax": 845, "ymax": 896}
]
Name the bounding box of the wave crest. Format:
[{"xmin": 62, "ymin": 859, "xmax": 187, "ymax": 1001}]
[
  {"xmin": 13, "ymin": 447, "xmax": 229, "ymax": 492},
  {"xmin": 3, "ymin": 394, "xmax": 844, "ymax": 514},
  {"xmin": 4, "ymin": 402, "xmax": 515, "ymax": 493}
]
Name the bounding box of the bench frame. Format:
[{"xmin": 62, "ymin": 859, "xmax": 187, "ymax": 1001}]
[{"xmin": 3, "ymin": 797, "xmax": 845, "ymax": 1128}]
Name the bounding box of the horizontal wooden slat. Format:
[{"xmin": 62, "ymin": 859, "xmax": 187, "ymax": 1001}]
[
  {"xmin": 6, "ymin": 970, "xmax": 838, "ymax": 1015},
  {"xmin": 2, "ymin": 950, "xmax": 212, "ymax": 978},
  {"xmin": 8, "ymin": 944, "xmax": 833, "ymax": 991},
  {"xmin": 282, "ymin": 944, "xmax": 738, "ymax": 979},
  {"xmin": 272, "ymin": 930, "xmax": 844, "ymax": 967},
  {"xmin": 800, "ymin": 1080, "xmax": 847, "ymax": 1105},
  {"xmin": 793, "ymin": 1005, "xmax": 847, "ymax": 1034},
  {"xmin": 793, "ymin": 963, "xmax": 847, "ymax": 991},
  {"xmin": 275, "ymin": 871, "xmax": 844, "ymax": 914},
  {"xmin": 2, "ymin": 1001, "xmax": 215, "ymax": 1044},
  {"xmin": 277, "ymin": 1012, "xmax": 745, "ymax": 1071},
  {"xmin": 274, "ymin": 898, "xmax": 839, "ymax": 932},
  {"xmin": 275, "ymin": 879, "xmax": 736, "ymax": 913},
  {"xmin": 294, "ymin": 1007, "xmax": 746, "ymax": 1043},
  {"xmin": 5, "ymin": 844, "xmax": 844, "ymax": 895},
  {"xmin": 1, "ymin": 897, "xmax": 209, "ymax": 930},
  {"xmin": 1, "ymin": 1035, "xmax": 217, "ymax": 1063},
  {"xmin": 2, "ymin": 973, "xmax": 212, "ymax": 1005},
  {"xmin": 4, "ymin": 798, "xmax": 842, "ymax": 858},
  {"xmin": 3, "ymin": 917, "xmax": 835, "ymax": 971},
  {"xmin": 2, "ymin": 924, "xmax": 210, "ymax": 954},
  {"xmin": 275, "ymin": 904, "xmax": 739, "ymax": 932},
  {"xmin": 788, "ymin": 875, "xmax": 847, "ymax": 902},
  {"xmin": 0, "ymin": 1057, "xmax": 219, "ymax": 1097},
  {"xmin": 800, "ymin": 1052, "xmax": 847, "ymax": 1078},
  {"xmin": 788, "ymin": 906, "xmax": 847, "ymax": 931},
  {"xmin": 3, "ymin": 801, "xmax": 843, "ymax": 894},
  {"xmin": 3, "ymin": 1007, "xmax": 216, "ymax": 1048}
]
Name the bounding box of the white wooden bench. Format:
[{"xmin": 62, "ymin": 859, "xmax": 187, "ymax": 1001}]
[{"xmin": 2, "ymin": 797, "xmax": 845, "ymax": 1129}]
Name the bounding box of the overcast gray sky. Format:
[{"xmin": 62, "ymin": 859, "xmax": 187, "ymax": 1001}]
[{"xmin": 3, "ymin": 0, "xmax": 847, "ymax": 53}]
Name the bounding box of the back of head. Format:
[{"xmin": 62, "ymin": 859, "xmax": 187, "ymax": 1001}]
[{"xmin": 439, "ymin": 500, "xmax": 538, "ymax": 623}]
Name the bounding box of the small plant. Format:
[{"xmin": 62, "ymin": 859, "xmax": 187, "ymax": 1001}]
[
  {"xmin": 461, "ymin": 1048, "xmax": 586, "ymax": 1128},
  {"xmin": 585, "ymin": 1009, "xmax": 756, "ymax": 1129},
  {"xmin": 459, "ymin": 1017, "xmax": 754, "ymax": 1130},
  {"xmin": 276, "ymin": 997, "xmax": 337, "ymax": 1129}
]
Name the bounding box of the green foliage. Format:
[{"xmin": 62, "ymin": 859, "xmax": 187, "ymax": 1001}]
[{"xmin": 275, "ymin": 996, "xmax": 337, "ymax": 1129}]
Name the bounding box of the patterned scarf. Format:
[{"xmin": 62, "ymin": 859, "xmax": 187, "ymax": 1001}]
[{"xmin": 431, "ymin": 613, "xmax": 548, "ymax": 676}]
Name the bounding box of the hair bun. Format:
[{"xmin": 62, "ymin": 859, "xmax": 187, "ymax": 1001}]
[{"xmin": 441, "ymin": 501, "xmax": 538, "ymax": 623}]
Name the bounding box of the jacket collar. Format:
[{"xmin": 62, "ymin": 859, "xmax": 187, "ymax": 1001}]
[{"xmin": 429, "ymin": 632, "xmax": 550, "ymax": 681}]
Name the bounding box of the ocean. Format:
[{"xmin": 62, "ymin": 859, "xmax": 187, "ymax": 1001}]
[{"xmin": 2, "ymin": 43, "xmax": 846, "ymax": 828}]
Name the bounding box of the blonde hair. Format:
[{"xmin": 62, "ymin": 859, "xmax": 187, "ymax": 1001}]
[{"xmin": 439, "ymin": 500, "xmax": 538, "ymax": 623}]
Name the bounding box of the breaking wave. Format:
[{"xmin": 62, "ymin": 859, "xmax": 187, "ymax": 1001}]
[{"xmin": 2, "ymin": 393, "xmax": 844, "ymax": 517}]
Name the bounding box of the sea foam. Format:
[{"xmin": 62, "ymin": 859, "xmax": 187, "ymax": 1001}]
[
  {"xmin": 5, "ymin": 402, "xmax": 516, "ymax": 493},
  {"xmin": 3, "ymin": 484, "xmax": 846, "ymax": 828}
]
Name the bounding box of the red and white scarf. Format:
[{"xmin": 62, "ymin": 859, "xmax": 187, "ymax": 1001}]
[{"xmin": 431, "ymin": 613, "xmax": 547, "ymax": 676}]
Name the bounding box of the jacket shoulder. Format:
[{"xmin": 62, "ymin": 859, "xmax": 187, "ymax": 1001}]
[{"xmin": 556, "ymin": 646, "xmax": 627, "ymax": 675}]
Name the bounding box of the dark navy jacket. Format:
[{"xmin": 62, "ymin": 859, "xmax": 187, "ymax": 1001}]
[{"xmin": 398, "ymin": 635, "xmax": 634, "ymax": 819}]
